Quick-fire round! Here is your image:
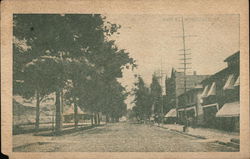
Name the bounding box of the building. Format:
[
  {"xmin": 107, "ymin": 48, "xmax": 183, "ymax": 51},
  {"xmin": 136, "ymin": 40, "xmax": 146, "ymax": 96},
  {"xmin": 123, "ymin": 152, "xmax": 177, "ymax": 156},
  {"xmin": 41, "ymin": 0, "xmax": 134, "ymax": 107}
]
[
  {"xmin": 165, "ymin": 69, "xmax": 210, "ymax": 122},
  {"xmin": 200, "ymin": 51, "xmax": 240, "ymax": 131},
  {"xmin": 164, "ymin": 108, "xmax": 177, "ymax": 123},
  {"xmin": 177, "ymin": 85, "xmax": 204, "ymax": 126},
  {"xmin": 13, "ymin": 95, "xmax": 54, "ymax": 126},
  {"xmin": 63, "ymin": 105, "xmax": 90, "ymax": 123}
]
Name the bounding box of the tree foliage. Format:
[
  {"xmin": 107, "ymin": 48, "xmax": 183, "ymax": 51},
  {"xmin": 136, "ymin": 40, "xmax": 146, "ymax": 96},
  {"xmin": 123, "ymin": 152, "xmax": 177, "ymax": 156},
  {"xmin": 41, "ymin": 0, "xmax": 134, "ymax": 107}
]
[
  {"xmin": 13, "ymin": 14, "xmax": 135, "ymax": 131},
  {"xmin": 132, "ymin": 76, "xmax": 152, "ymax": 121},
  {"xmin": 131, "ymin": 73, "xmax": 164, "ymax": 122},
  {"xmin": 150, "ymin": 73, "xmax": 162, "ymax": 115}
]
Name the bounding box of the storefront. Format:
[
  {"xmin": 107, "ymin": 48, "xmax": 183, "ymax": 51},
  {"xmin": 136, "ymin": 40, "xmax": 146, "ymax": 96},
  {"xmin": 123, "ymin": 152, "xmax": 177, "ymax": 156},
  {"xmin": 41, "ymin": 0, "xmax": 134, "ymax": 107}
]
[
  {"xmin": 200, "ymin": 51, "xmax": 240, "ymax": 131},
  {"xmin": 164, "ymin": 108, "xmax": 177, "ymax": 123},
  {"xmin": 202, "ymin": 103, "xmax": 219, "ymax": 128},
  {"xmin": 177, "ymin": 106, "xmax": 197, "ymax": 126},
  {"xmin": 177, "ymin": 108, "xmax": 185, "ymax": 124},
  {"xmin": 216, "ymin": 101, "xmax": 240, "ymax": 131},
  {"xmin": 185, "ymin": 106, "xmax": 196, "ymax": 126}
]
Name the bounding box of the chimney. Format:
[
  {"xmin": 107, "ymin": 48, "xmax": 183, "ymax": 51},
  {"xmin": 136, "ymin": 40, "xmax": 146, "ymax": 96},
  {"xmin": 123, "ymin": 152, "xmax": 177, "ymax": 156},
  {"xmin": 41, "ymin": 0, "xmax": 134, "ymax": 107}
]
[{"xmin": 193, "ymin": 71, "xmax": 197, "ymax": 75}]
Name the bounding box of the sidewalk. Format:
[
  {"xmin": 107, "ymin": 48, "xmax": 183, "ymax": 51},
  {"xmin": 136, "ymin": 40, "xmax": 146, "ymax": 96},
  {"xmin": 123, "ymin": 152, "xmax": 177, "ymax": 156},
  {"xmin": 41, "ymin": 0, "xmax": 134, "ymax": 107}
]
[
  {"xmin": 13, "ymin": 122, "xmax": 92, "ymax": 135},
  {"xmin": 13, "ymin": 123, "xmax": 104, "ymax": 149},
  {"xmin": 161, "ymin": 124, "xmax": 239, "ymax": 143}
]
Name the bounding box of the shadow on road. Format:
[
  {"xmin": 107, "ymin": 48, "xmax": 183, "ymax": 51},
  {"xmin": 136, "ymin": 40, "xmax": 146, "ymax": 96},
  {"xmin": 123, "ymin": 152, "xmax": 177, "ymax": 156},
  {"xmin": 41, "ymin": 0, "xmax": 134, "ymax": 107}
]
[
  {"xmin": 13, "ymin": 142, "xmax": 53, "ymax": 152},
  {"xmin": 13, "ymin": 124, "xmax": 89, "ymax": 135},
  {"xmin": 33, "ymin": 124, "xmax": 105, "ymax": 137}
]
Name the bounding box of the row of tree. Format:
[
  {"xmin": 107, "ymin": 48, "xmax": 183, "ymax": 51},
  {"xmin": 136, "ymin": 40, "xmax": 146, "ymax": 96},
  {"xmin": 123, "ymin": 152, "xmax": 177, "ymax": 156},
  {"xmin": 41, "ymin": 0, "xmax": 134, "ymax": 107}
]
[
  {"xmin": 13, "ymin": 14, "xmax": 136, "ymax": 134},
  {"xmin": 131, "ymin": 73, "xmax": 168, "ymax": 123}
]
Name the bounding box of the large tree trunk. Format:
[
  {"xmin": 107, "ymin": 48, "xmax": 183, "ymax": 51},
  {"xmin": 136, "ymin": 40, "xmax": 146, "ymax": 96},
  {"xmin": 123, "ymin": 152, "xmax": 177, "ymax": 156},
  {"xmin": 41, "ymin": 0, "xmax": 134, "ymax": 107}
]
[
  {"xmin": 97, "ymin": 113, "xmax": 100, "ymax": 125},
  {"xmin": 55, "ymin": 90, "xmax": 62, "ymax": 135},
  {"xmin": 91, "ymin": 114, "xmax": 94, "ymax": 126},
  {"xmin": 94, "ymin": 113, "xmax": 97, "ymax": 125},
  {"xmin": 74, "ymin": 101, "xmax": 78, "ymax": 129},
  {"xmin": 52, "ymin": 112, "xmax": 55, "ymax": 132},
  {"xmin": 35, "ymin": 91, "xmax": 40, "ymax": 131},
  {"xmin": 61, "ymin": 90, "xmax": 64, "ymax": 114}
]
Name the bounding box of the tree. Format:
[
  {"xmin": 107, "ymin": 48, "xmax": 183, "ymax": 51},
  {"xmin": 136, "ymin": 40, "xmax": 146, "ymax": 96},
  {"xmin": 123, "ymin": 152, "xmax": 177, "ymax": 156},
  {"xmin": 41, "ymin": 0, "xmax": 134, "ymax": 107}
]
[
  {"xmin": 13, "ymin": 14, "xmax": 136, "ymax": 133},
  {"xmin": 102, "ymin": 80, "xmax": 128, "ymax": 122},
  {"xmin": 13, "ymin": 56, "xmax": 64, "ymax": 131},
  {"xmin": 62, "ymin": 15, "xmax": 135, "ymax": 126},
  {"xmin": 23, "ymin": 56, "xmax": 66, "ymax": 130},
  {"xmin": 150, "ymin": 73, "xmax": 162, "ymax": 116},
  {"xmin": 63, "ymin": 58, "xmax": 95, "ymax": 128},
  {"xmin": 14, "ymin": 14, "xmax": 68, "ymax": 133},
  {"xmin": 132, "ymin": 76, "xmax": 152, "ymax": 121},
  {"xmin": 13, "ymin": 14, "xmax": 104, "ymax": 133}
]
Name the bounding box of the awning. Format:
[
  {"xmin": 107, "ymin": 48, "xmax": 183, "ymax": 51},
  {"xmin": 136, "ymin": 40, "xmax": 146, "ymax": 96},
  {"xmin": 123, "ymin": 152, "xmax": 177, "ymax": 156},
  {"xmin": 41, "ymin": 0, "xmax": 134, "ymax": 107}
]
[
  {"xmin": 207, "ymin": 82, "xmax": 216, "ymax": 96},
  {"xmin": 185, "ymin": 106, "xmax": 195, "ymax": 111},
  {"xmin": 202, "ymin": 103, "xmax": 219, "ymax": 110},
  {"xmin": 234, "ymin": 76, "xmax": 240, "ymax": 87},
  {"xmin": 177, "ymin": 108, "xmax": 185, "ymax": 111},
  {"xmin": 223, "ymin": 74, "xmax": 235, "ymax": 90},
  {"xmin": 164, "ymin": 109, "xmax": 176, "ymax": 118},
  {"xmin": 216, "ymin": 101, "xmax": 240, "ymax": 117},
  {"xmin": 201, "ymin": 85, "xmax": 209, "ymax": 98}
]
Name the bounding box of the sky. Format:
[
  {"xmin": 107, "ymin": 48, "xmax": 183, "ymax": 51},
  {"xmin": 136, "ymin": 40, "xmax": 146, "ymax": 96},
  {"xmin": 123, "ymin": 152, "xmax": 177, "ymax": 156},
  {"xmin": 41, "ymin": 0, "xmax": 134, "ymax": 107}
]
[{"xmin": 104, "ymin": 14, "xmax": 240, "ymax": 109}]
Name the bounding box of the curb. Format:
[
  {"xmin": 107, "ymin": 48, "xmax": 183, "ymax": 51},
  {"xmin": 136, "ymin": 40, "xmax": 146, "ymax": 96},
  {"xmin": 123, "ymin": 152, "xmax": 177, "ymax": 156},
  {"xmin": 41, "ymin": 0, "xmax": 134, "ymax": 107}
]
[
  {"xmin": 231, "ymin": 138, "xmax": 240, "ymax": 144},
  {"xmin": 168, "ymin": 128, "xmax": 207, "ymax": 139},
  {"xmin": 215, "ymin": 140, "xmax": 240, "ymax": 149},
  {"xmin": 154, "ymin": 124, "xmax": 239, "ymax": 150},
  {"xmin": 154, "ymin": 124, "xmax": 207, "ymax": 139}
]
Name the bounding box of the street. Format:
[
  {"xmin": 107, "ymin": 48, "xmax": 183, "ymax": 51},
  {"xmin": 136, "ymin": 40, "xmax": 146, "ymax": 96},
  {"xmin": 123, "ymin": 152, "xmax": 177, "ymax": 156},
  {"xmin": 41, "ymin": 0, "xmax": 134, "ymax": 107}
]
[{"xmin": 13, "ymin": 122, "xmax": 238, "ymax": 152}]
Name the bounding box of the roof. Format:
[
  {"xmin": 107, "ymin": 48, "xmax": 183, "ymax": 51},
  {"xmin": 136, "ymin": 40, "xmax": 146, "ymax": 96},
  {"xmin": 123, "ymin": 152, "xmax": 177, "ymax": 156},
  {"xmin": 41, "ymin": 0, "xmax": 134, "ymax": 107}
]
[
  {"xmin": 223, "ymin": 74, "xmax": 236, "ymax": 90},
  {"xmin": 201, "ymin": 85, "xmax": 209, "ymax": 98},
  {"xmin": 164, "ymin": 109, "xmax": 177, "ymax": 118},
  {"xmin": 13, "ymin": 96, "xmax": 36, "ymax": 108},
  {"xmin": 216, "ymin": 101, "xmax": 240, "ymax": 117},
  {"xmin": 206, "ymin": 82, "xmax": 216, "ymax": 96},
  {"xmin": 13, "ymin": 99, "xmax": 36, "ymax": 116},
  {"xmin": 178, "ymin": 84, "xmax": 203, "ymax": 97},
  {"xmin": 63, "ymin": 105, "xmax": 88, "ymax": 115},
  {"xmin": 201, "ymin": 52, "xmax": 240, "ymax": 85},
  {"xmin": 194, "ymin": 84, "xmax": 203, "ymax": 89},
  {"xmin": 234, "ymin": 76, "xmax": 240, "ymax": 86},
  {"xmin": 201, "ymin": 67, "xmax": 229, "ymax": 85},
  {"xmin": 201, "ymin": 65, "xmax": 239, "ymax": 86},
  {"xmin": 175, "ymin": 73, "xmax": 210, "ymax": 97},
  {"xmin": 13, "ymin": 95, "xmax": 55, "ymax": 108},
  {"xmin": 224, "ymin": 51, "xmax": 240, "ymax": 62}
]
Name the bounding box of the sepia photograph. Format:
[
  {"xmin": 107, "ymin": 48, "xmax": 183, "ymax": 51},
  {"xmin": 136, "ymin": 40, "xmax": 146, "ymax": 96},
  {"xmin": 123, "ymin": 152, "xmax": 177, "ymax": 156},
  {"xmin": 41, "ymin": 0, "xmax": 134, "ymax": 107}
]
[
  {"xmin": 11, "ymin": 14, "xmax": 240, "ymax": 152},
  {"xmin": 1, "ymin": 0, "xmax": 249, "ymax": 159}
]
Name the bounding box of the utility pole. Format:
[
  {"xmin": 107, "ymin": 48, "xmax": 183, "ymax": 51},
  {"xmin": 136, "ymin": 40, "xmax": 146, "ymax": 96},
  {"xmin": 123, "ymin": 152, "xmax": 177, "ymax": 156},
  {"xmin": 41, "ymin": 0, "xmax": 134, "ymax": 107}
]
[
  {"xmin": 175, "ymin": 16, "xmax": 196, "ymax": 125},
  {"xmin": 160, "ymin": 58, "xmax": 166, "ymax": 125},
  {"xmin": 177, "ymin": 16, "xmax": 196, "ymax": 93}
]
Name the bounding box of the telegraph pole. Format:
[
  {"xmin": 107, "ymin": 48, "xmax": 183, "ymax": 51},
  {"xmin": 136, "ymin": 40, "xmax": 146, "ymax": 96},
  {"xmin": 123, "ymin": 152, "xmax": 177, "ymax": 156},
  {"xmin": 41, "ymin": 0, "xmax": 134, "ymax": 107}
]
[
  {"xmin": 181, "ymin": 17, "xmax": 189, "ymax": 93},
  {"xmin": 177, "ymin": 16, "xmax": 196, "ymax": 92},
  {"xmin": 175, "ymin": 16, "xmax": 196, "ymax": 126},
  {"xmin": 160, "ymin": 59, "xmax": 166, "ymax": 125}
]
